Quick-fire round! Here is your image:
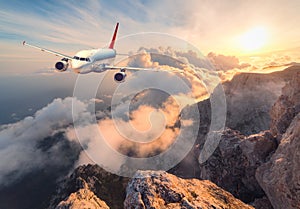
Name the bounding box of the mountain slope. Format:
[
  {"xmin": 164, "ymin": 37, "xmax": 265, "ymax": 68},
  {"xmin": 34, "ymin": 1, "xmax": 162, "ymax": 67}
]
[{"xmin": 124, "ymin": 170, "xmax": 254, "ymax": 209}]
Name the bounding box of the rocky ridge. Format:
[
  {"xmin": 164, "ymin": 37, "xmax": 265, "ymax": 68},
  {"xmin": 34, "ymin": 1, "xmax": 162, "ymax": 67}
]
[
  {"xmin": 49, "ymin": 164, "xmax": 129, "ymax": 209},
  {"xmin": 124, "ymin": 170, "xmax": 254, "ymax": 209},
  {"xmin": 256, "ymin": 72, "xmax": 300, "ymax": 209},
  {"xmin": 199, "ymin": 129, "xmax": 277, "ymax": 204},
  {"xmin": 224, "ymin": 65, "xmax": 300, "ymax": 135},
  {"xmin": 256, "ymin": 113, "xmax": 300, "ymax": 209},
  {"xmin": 55, "ymin": 180, "xmax": 109, "ymax": 209},
  {"xmin": 270, "ymin": 71, "xmax": 300, "ymax": 141}
]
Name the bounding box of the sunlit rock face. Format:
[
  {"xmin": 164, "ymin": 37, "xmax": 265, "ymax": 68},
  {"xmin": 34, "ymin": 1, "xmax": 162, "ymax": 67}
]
[
  {"xmin": 223, "ymin": 66, "xmax": 300, "ymax": 135},
  {"xmin": 49, "ymin": 164, "xmax": 129, "ymax": 209},
  {"xmin": 256, "ymin": 72, "xmax": 300, "ymax": 209},
  {"xmin": 55, "ymin": 181, "xmax": 110, "ymax": 209},
  {"xmin": 270, "ymin": 71, "xmax": 300, "ymax": 141},
  {"xmin": 256, "ymin": 113, "xmax": 300, "ymax": 209},
  {"xmin": 124, "ymin": 170, "xmax": 254, "ymax": 209},
  {"xmin": 198, "ymin": 129, "xmax": 276, "ymax": 205}
]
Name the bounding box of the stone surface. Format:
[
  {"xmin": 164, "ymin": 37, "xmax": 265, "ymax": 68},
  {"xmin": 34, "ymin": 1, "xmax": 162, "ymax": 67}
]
[
  {"xmin": 270, "ymin": 71, "xmax": 300, "ymax": 141},
  {"xmin": 124, "ymin": 170, "xmax": 254, "ymax": 209},
  {"xmin": 55, "ymin": 181, "xmax": 109, "ymax": 209},
  {"xmin": 170, "ymin": 66, "xmax": 300, "ymax": 181},
  {"xmin": 256, "ymin": 113, "xmax": 300, "ymax": 209},
  {"xmin": 199, "ymin": 129, "xmax": 277, "ymax": 203},
  {"xmin": 224, "ymin": 66, "xmax": 300, "ymax": 135},
  {"xmin": 49, "ymin": 164, "xmax": 129, "ymax": 209},
  {"xmin": 252, "ymin": 196, "xmax": 274, "ymax": 209}
]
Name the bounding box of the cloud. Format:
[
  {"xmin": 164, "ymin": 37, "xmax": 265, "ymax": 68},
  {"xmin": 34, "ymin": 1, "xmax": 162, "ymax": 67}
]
[
  {"xmin": 136, "ymin": 46, "xmax": 213, "ymax": 69},
  {"xmin": 0, "ymin": 97, "xmax": 89, "ymax": 186},
  {"xmin": 207, "ymin": 52, "xmax": 251, "ymax": 71},
  {"xmin": 90, "ymin": 98, "xmax": 104, "ymax": 104},
  {"xmin": 118, "ymin": 48, "xmax": 220, "ymax": 105},
  {"xmin": 70, "ymin": 95, "xmax": 184, "ymax": 171},
  {"xmin": 0, "ymin": 46, "xmax": 222, "ymax": 183},
  {"xmin": 0, "ymin": 91, "xmax": 196, "ymax": 185}
]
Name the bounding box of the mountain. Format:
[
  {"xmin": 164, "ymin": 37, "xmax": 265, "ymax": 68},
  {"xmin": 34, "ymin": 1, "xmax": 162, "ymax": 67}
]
[
  {"xmin": 48, "ymin": 164, "xmax": 129, "ymax": 209},
  {"xmin": 169, "ymin": 65, "xmax": 300, "ymax": 208},
  {"xmin": 256, "ymin": 113, "xmax": 300, "ymax": 209},
  {"xmin": 256, "ymin": 72, "xmax": 300, "ymax": 209},
  {"xmin": 2, "ymin": 66, "xmax": 300, "ymax": 209},
  {"xmin": 269, "ymin": 70, "xmax": 300, "ymax": 141},
  {"xmin": 198, "ymin": 129, "xmax": 276, "ymax": 204},
  {"xmin": 55, "ymin": 181, "xmax": 110, "ymax": 209},
  {"xmin": 223, "ymin": 65, "xmax": 300, "ymax": 135},
  {"xmin": 170, "ymin": 66, "xmax": 300, "ymax": 175},
  {"xmin": 124, "ymin": 170, "xmax": 254, "ymax": 209},
  {"xmin": 52, "ymin": 168, "xmax": 254, "ymax": 209}
]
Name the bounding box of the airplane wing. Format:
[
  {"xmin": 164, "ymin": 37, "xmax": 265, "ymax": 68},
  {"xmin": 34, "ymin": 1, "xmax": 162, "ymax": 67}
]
[
  {"xmin": 104, "ymin": 65, "xmax": 184, "ymax": 74},
  {"xmin": 22, "ymin": 41, "xmax": 73, "ymax": 59}
]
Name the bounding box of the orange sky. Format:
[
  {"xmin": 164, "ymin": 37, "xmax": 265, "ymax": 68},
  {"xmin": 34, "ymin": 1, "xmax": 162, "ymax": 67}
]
[{"xmin": 0, "ymin": 0, "xmax": 300, "ymax": 74}]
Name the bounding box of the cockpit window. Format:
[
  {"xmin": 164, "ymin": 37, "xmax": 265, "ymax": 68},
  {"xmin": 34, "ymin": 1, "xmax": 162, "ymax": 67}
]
[{"xmin": 74, "ymin": 56, "xmax": 90, "ymax": 62}]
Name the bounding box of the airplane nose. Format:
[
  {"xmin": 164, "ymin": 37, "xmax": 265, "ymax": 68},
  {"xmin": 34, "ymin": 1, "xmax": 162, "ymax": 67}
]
[{"xmin": 71, "ymin": 61, "xmax": 82, "ymax": 70}]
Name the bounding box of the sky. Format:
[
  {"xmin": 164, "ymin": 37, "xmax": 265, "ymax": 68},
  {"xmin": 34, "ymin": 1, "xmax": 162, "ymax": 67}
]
[{"xmin": 1, "ymin": 0, "xmax": 300, "ymax": 75}]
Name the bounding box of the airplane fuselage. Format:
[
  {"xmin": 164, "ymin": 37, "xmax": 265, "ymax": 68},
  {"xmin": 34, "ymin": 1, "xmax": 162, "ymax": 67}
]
[{"xmin": 71, "ymin": 48, "xmax": 116, "ymax": 73}]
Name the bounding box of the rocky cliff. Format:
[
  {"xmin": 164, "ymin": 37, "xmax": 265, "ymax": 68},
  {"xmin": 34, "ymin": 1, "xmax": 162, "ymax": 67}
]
[
  {"xmin": 270, "ymin": 71, "xmax": 300, "ymax": 141},
  {"xmin": 124, "ymin": 170, "xmax": 254, "ymax": 209},
  {"xmin": 223, "ymin": 65, "xmax": 300, "ymax": 135},
  {"xmin": 55, "ymin": 180, "xmax": 109, "ymax": 209},
  {"xmin": 49, "ymin": 164, "xmax": 129, "ymax": 209},
  {"xmin": 5, "ymin": 66, "xmax": 298, "ymax": 209},
  {"xmin": 52, "ymin": 167, "xmax": 256, "ymax": 209},
  {"xmin": 256, "ymin": 72, "xmax": 300, "ymax": 209},
  {"xmin": 256, "ymin": 113, "xmax": 300, "ymax": 209},
  {"xmin": 52, "ymin": 68, "xmax": 300, "ymax": 209},
  {"xmin": 164, "ymin": 66, "xmax": 300, "ymax": 209},
  {"xmin": 199, "ymin": 129, "xmax": 277, "ymax": 204}
]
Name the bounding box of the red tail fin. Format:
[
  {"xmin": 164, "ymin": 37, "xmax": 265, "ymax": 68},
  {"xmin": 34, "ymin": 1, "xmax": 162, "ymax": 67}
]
[{"xmin": 109, "ymin": 22, "xmax": 119, "ymax": 49}]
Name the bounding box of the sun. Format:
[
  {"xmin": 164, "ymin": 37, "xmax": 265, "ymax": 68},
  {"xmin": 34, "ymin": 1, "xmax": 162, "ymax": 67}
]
[{"xmin": 238, "ymin": 27, "xmax": 268, "ymax": 52}]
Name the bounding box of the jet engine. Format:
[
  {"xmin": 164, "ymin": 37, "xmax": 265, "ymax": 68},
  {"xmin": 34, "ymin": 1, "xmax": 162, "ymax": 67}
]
[
  {"xmin": 55, "ymin": 60, "xmax": 69, "ymax": 72},
  {"xmin": 114, "ymin": 71, "xmax": 126, "ymax": 82}
]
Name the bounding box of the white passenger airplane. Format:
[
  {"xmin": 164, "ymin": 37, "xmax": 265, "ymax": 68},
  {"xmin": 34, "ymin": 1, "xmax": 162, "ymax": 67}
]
[{"xmin": 23, "ymin": 22, "xmax": 163, "ymax": 82}]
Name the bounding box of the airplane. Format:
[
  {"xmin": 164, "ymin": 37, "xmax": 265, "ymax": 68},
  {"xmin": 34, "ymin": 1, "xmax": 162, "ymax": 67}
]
[{"xmin": 23, "ymin": 22, "xmax": 177, "ymax": 82}]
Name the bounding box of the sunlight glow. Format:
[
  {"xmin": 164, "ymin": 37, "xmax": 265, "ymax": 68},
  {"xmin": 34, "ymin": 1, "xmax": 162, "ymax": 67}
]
[{"xmin": 238, "ymin": 27, "xmax": 268, "ymax": 52}]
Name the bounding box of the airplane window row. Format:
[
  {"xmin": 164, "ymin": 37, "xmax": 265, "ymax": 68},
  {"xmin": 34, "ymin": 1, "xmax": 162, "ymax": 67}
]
[{"xmin": 73, "ymin": 56, "xmax": 90, "ymax": 62}]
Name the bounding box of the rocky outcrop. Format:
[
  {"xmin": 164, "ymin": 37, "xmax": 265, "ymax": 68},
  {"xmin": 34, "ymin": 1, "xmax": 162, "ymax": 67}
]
[
  {"xmin": 252, "ymin": 196, "xmax": 274, "ymax": 209},
  {"xmin": 270, "ymin": 71, "xmax": 300, "ymax": 141},
  {"xmin": 198, "ymin": 129, "xmax": 277, "ymax": 204},
  {"xmin": 55, "ymin": 181, "xmax": 109, "ymax": 209},
  {"xmin": 49, "ymin": 164, "xmax": 129, "ymax": 209},
  {"xmin": 224, "ymin": 66, "xmax": 300, "ymax": 135},
  {"xmin": 255, "ymin": 72, "xmax": 300, "ymax": 209},
  {"xmin": 256, "ymin": 113, "xmax": 300, "ymax": 209},
  {"xmin": 124, "ymin": 170, "xmax": 254, "ymax": 209}
]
